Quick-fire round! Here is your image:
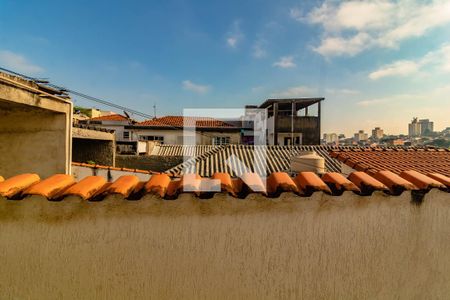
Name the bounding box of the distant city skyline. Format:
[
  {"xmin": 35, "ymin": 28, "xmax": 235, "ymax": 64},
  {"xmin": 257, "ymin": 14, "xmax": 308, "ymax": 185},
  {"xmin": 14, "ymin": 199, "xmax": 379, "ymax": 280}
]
[{"xmin": 1, "ymin": 0, "xmax": 449, "ymax": 136}]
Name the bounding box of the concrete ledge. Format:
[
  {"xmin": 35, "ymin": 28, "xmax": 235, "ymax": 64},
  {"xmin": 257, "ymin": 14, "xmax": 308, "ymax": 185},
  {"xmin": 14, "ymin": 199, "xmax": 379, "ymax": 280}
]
[{"xmin": 0, "ymin": 190, "xmax": 449, "ymax": 298}]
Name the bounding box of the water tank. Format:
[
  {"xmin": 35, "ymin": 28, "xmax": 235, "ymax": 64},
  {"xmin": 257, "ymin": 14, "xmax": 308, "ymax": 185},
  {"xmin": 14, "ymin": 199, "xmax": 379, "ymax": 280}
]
[{"xmin": 290, "ymin": 151, "xmax": 326, "ymax": 174}]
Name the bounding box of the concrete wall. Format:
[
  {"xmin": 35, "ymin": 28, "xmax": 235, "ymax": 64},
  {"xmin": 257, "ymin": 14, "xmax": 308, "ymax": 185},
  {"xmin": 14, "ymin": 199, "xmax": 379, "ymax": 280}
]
[
  {"xmin": 0, "ymin": 190, "xmax": 450, "ymax": 299},
  {"xmin": 115, "ymin": 154, "xmax": 183, "ymax": 172},
  {"xmin": 72, "ymin": 138, "xmax": 115, "ymax": 166},
  {"xmin": 0, "ymin": 74, "xmax": 72, "ymax": 178},
  {"xmin": 0, "ymin": 104, "xmax": 69, "ymax": 178}
]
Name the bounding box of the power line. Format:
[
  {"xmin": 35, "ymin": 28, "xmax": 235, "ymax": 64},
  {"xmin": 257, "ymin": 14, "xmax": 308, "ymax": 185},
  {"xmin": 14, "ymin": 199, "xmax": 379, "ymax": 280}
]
[{"xmin": 0, "ymin": 65, "xmax": 237, "ymax": 141}]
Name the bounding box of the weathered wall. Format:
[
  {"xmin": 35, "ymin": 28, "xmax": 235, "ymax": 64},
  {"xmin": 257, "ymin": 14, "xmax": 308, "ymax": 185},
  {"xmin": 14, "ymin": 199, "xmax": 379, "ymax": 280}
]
[
  {"xmin": 0, "ymin": 107, "xmax": 68, "ymax": 178},
  {"xmin": 72, "ymin": 138, "xmax": 115, "ymax": 166},
  {"xmin": 115, "ymin": 154, "xmax": 183, "ymax": 172},
  {"xmin": 0, "ymin": 76, "xmax": 72, "ymax": 178},
  {"xmin": 0, "ymin": 190, "xmax": 450, "ymax": 299}
]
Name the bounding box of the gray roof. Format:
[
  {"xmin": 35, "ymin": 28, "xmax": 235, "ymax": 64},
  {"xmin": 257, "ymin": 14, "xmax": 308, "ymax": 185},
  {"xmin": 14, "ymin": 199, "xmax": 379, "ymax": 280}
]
[{"xmin": 164, "ymin": 145, "xmax": 343, "ymax": 177}]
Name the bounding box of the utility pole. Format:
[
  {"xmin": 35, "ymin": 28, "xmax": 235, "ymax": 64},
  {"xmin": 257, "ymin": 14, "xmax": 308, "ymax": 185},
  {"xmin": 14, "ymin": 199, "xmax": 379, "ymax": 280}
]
[{"xmin": 153, "ymin": 104, "xmax": 157, "ymax": 119}]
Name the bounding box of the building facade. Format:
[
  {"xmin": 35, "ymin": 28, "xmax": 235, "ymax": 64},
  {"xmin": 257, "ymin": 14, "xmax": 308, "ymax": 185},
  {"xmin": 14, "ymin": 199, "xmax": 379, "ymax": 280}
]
[
  {"xmin": 127, "ymin": 116, "xmax": 241, "ymax": 145},
  {"xmin": 249, "ymin": 98, "xmax": 324, "ymax": 145}
]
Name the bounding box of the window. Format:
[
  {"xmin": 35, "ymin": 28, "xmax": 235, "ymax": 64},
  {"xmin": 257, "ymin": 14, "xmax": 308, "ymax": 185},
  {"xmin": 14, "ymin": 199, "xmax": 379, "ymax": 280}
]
[
  {"xmin": 123, "ymin": 131, "xmax": 130, "ymax": 139},
  {"xmin": 212, "ymin": 136, "xmax": 230, "ymax": 145},
  {"xmin": 139, "ymin": 135, "xmax": 164, "ymax": 143}
]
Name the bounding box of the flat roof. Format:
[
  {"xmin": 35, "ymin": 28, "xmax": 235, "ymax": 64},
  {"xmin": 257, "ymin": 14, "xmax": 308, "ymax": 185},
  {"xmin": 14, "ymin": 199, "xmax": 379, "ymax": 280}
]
[{"xmin": 258, "ymin": 98, "xmax": 324, "ymax": 109}]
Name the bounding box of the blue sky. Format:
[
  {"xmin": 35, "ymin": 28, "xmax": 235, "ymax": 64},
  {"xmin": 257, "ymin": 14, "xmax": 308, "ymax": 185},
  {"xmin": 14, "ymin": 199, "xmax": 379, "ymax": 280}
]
[{"xmin": 1, "ymin": 0, "xmax": 449, "ymax": 136}]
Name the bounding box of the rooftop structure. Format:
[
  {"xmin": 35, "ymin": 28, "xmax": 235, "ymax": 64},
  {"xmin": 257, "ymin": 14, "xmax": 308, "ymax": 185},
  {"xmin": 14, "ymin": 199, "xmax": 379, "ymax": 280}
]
[
  {"xmin": 0, "ymin": 70, "xmax": 72, "ymax": 178},
  {"xmin": 251, "ymin": 98, "xmax": 324, "ymax": 145}
]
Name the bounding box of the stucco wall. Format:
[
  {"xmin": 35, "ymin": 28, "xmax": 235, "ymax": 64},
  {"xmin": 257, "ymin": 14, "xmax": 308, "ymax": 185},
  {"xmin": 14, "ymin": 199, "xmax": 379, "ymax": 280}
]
[
  {"xmin": 0, "ymin": 107, "xmax": 69, "ymax": 178},
  {"xmin": 0, "ymin": 76, "xmax": 72, "ymax": 178},
  {"xmin": 72, "ymin": 138, "xmax": 115, "ymax": 166},
  {"xmin": 115, "ymin": 154, "xmax": 183, "ymax": 172},
  {"xmin": 1, "ymin": 190, "xmax": 449, "ymax": 299}
]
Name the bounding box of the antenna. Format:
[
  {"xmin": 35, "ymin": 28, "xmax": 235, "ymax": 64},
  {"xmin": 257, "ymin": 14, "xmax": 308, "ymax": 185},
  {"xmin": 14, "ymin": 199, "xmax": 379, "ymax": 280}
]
[{"xmin": 153, "ymin": 103, "xmax": 157, "ymax": 119}]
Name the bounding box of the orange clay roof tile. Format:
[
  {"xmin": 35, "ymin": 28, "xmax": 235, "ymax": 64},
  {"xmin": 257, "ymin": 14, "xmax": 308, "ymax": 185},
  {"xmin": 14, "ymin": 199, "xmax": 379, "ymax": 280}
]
[
  {"xmin": 321, "ymin": 172, "xmax": 360, "ymax": 194},
  {"xmin": 212, "ymin": 173, "xmax": 236, "ymax": 195},
  {"xmin": 241, "ymin": 172, "xmax": 266, "ymax": 193},
  {"xmin": 373, "ymin": 170, "xmax": 417, "ymax": 195},
  {"xmin": 330, "ymin": 148, "xmax": 450, "ymax": 177},
  {"xmin": 427, "ymin": 173, "xmax": 450, "ymax": 188},
  {"xmin": 144, "ymin": 174, "xmax": 171, "ymax": 197},
  {"xmin": 348, "ymin": 171, "xmax": 388, "ymax": 195},
  {"xmin": 0, "ymin": 170, "xmax": 448, "ymax": 201},
  {"xmin": 89, "ymin": 114, "xmax": 129, "ymax": 121},
  {"xmin": 0, "ymin": 176, "xmax": 3, "ymax": 182},
  {"xmin": 59, "ymin": 176, "xmax": 107, "ymax": 200},
  {"xmin": 399, "ymin": 170, "xmax": 445, "ymax": 190},
  {"xmin": 24, "ymin": 174, "xmax": 74, "ymax": 198},
  {"xmin": 294, "ymin": 172, "xmax": 331, "ymax": 195},
  {"xmin": 104, "ymin": 175, "xmax": 140, "ymax": 197},
  {"xmin": 136, "ymin": 116, "xmax": 235, "ymax": 128},
  {"xmin": 267, "ymin": 172, "xmax": 299, "ymax": 195},
  {"xmin": 0, "ymin": 173, "xmax": 40, "ymax": 198}
]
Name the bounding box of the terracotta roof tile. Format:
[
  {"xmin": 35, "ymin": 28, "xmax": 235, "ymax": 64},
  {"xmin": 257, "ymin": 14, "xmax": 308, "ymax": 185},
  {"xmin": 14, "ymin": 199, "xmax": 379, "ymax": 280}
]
[
  {"xmin": 89, "ymin": 114, "xmax": 129, "ymax": 122},
  {"xmin": 399, "ymin": 170, "xmax": 445, "ymax": 190},
  {"xmin": 144, "ymin": 174, "xmax": 172, "ymax": 197},
  {"xmin": 212, "ymin": 173, "xmax": 236, "ymax": 195},
  {"xmin": 348, "ymin": 171, "xmax": 388, "ymax": 195},
  {"xmin": 59, "ymin": 176, "xmax": 107, "ymax": 200},
  {"xmin": 136, "ymin": 116, "xmax": 235, "ymax": 128},
  {"xmin": 321, "ymin": 172, "xmax": 360, "ymax": 194},
  {"xmin": 267, "ymin": 172, "xmax": 299, "ymax": 195},
  {"xmin": 330, "ymin": 148, "xmax": 450, "ymax": 177},
  {"xmin": 24, "ymin": 174, "xmax": 75, "ymax": 198},
  {"xmin": 0, "ymin": 173, "xmax": 40, "ymax": 198},
  {"xmin": 294, "ymin": 172, "xmax": 331, "ymax": 196},
  {"xmin": 241, "ymin": 172, "xmax": 266, "ymax": 193},
  {"xmin": 105, "ymin": 175, "xmax": 140, "ymax": 197},
  {"xmin": 427, "ymin": 173, "xmax": 450, "ymax": 188},
  {"xmin": 0, "ymin": 169, "xmax": 448, "ymax": 201},
  {"xmin": 373, "ymin": 170, "xmax": 417, "ymax": 195},
  {"xmin": 0, "ymin": 176, "xmax": 3, "ymax": 182}
]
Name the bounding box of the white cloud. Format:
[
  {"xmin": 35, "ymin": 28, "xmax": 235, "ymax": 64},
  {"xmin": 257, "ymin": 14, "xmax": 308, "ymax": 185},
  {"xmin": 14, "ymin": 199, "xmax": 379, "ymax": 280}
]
[
  {"xmin": 226, "ymin": 20, "xmax": 244, "ymax": 49},
  {"xmin": 297, "ymin": 1, "xmax": 450, "ymax": 58},
  {"xmin": 326, "ymin": 88, "xmax": 360, "ymax": 95},
  {"xmin": 182, "ymin": 80, "xmax": 210, "ymax": 94},
  {"xmin": 0, "ymin": 50, "xmax": 43, "ymax": 74},
  {"xmin": 271, "ymin": 86, "xmax": 314, "ymax": 98},
  {"xmin": 369, "ymin": 43, "xmax": 450, "ymax": 79},
  {"xmin": 252, "ymin": 39, "xmax": 267, "ymax": 58},
  {"xmin": 273, "ymin": 56, "xmax": 296, "ymax": 68},
  {"xmin": 314, "ymin": 32, "xmax": 371, "ymax": 57},
  {"xmin": 369, "ymin": 60, "xmax": 420, "ymax": 80}
]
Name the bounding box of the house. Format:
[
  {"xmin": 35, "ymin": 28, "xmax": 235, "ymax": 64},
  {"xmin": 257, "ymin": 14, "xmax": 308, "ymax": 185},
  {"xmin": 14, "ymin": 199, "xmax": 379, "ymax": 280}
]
[
  {"xmin": 248, "ymin": 98, "xmax": 324, "ymax": 145},
  {"xmin": 80, "ymin": 114, "xmax": 133, "ymax": 142},
  {"xmin": 0, "ymin": 70, "xmax": 72, "ymax": 178},
  {"xmin": 127, "ymin": 116, "xmax": 242, "ymax": 145}
]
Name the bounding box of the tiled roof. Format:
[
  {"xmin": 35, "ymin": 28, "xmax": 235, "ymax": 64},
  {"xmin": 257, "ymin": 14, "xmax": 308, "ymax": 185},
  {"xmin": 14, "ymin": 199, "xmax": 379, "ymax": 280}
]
[
  {"xmin": 331, "ymin": 147, "xmax": 450, "ymax": 177},
  {"xmin": 136, "ymin": 116, "xmax": 236, "ymax": 128},
  {"xmin": 165, "ymin": 145, "xmax": 344, "ymax": 177},
  {"xmin": 89, "ymin": 114, "xmax": 129, "ymax": 121},
  {"xmin": 0, "ymin": 170, "xmax": 448, "ymax": 200}
]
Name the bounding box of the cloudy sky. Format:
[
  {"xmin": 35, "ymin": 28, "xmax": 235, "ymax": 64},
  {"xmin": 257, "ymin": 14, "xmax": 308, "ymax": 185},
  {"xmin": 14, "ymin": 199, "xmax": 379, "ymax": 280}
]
[{"xmin": 1, "ymin": 0, "xmax": 449, "ymax": 136}]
